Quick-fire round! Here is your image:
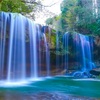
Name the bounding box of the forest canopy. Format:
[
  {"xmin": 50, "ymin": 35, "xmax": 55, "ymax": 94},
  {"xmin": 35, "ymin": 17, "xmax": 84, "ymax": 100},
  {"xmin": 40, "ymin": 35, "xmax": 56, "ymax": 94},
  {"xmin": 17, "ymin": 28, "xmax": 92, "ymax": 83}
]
[
  {"xmin": 46, "ymin": 0, "xmax": 100, "ymax": 35},
  {"xmin": 0, "ymin": 0, "xmax": 43, "ymax": 20},
  {"xmin": 0, "ymin": 0, "xmax": 100, "ymax": 35}
]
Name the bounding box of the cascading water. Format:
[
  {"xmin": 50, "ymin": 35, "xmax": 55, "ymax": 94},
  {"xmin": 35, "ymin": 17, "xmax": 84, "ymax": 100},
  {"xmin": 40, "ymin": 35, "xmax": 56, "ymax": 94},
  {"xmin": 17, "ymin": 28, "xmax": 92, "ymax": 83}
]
[
  {"xmin": 43, "ymin": 27, "xmax": 50, "ymax": 76},
  {"xmin": 28, "ymin": 19, "xmax": 38, "ymax": 78},
  {"xmin": 0, "ymin": 12, "xmax": 8, "ymax": 79},
  {"xmin": 63, "ymin": 33, "xmax": 95, "ymax": 76},
  {"xmin": 63, "ymin": 32, "xmax": 69, "ymax": 70},
  {"xmin": 7, "ymin": 13, "xmax": 26, "ymax": 81},
  {"xmin": 0, "ymin": 12, "xmax": 51, "ymax": 84},
  {"xmin": 75, "ymin": 33, "xmax": 95, "ymax": 71},
  {"xmin": 0, "ymin": 12, "xmax": 96, "ymax": 85},
  {"xmin": 37, "ymin": 25, "xmax": 42, "ymax": 76},
  {"xmin": 0, "ymin": 12, "xmax": 44, "ymax": 83}
]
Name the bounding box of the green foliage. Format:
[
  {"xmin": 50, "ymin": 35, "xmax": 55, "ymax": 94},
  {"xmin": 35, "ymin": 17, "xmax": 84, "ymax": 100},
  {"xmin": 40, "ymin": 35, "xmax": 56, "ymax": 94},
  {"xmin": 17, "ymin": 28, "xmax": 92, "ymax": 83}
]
[
  {"xmin": 45, "ymin": 18, "xmax": 53, "ymax": 25},
  {"xmin": 45, "ymin": 31, "xmax": 56, "ymax": 48},
  {"xmin": 0, "ymin": 0, "xmax": 44, "ymax": 15},
  {"xmin": 60, "ymin": 0, "xmax": 78, "ymax": 32},
  {"xmin": 60, "ymin": 0, "xmax": 100, "ymax": 35},
  {"xmin": 0, "ymin": 0, "xmax": 32, "ymax": 13},
  {"xmin": 50, "ymin": 34, "xmax": 56, "ymax": 48},
  {"xmin": 76, "ymin": 19, "xmax": 100, "ymax": 35},
  {"xmin": 97, "ymin": 75, "xmax": 100, "ymax": 79},
  {"xmin": 45, "ymin": 15, "xmax": 61, "ymax": 31}
]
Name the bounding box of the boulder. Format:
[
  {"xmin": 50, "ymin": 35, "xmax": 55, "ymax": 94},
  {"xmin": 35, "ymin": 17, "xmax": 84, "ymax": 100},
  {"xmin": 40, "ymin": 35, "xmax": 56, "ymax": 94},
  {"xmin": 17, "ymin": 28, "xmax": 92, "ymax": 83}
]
[{"xmin": 90, "ymin": 68, "xmax": 100, "ymax": 76}]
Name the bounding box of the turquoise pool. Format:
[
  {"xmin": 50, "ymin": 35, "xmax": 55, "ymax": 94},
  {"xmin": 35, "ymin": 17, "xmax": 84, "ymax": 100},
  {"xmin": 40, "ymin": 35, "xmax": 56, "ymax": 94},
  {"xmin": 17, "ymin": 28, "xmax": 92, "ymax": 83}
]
[{"xmin": 0, "ymin": 76, "xmax": 100, "ymax": 100}]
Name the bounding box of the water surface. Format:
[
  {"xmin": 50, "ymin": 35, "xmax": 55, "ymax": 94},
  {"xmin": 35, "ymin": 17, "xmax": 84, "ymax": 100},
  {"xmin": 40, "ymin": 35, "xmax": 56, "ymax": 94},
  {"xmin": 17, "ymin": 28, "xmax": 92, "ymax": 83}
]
[{"xmin": 0, "ymin": 76, "xmax": 100, "ymax": 100}]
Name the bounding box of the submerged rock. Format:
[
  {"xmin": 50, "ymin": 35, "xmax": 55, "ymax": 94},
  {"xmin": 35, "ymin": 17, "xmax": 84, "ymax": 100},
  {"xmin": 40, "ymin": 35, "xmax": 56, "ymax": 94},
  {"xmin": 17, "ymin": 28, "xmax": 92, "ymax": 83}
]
[
  {"xmin": 0, "ymin": 92, "xmax": 98, "ymax": 100},
  {"xmin": 25, "ymin": 92, "xmax": 98, "ymax": 100}
]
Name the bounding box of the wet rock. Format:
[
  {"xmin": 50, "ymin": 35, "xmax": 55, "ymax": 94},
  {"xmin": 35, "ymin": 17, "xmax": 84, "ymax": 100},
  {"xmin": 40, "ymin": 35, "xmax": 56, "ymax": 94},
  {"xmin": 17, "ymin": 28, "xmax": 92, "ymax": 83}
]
[
  {"xmin": 73, "ymin": 71, "xmax": 90, "ymax": 78},
  {"xmin": 90, "ymin": 68, "xmax": 100, "ymax": 76}
]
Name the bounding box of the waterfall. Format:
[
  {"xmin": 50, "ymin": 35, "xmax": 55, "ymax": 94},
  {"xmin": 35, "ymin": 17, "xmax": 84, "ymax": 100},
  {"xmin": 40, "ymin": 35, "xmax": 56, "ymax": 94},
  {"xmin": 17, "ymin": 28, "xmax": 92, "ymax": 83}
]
[
  {"xmin": 63, "ymin": 32, "xmax": 69, "ymax": 70},
  {"xmin": 78, "ymin": 34, "xmax": 94, "ymax": 72},
  {"xmin": 63, "ymin": 33, "xmax": 95, "ymax": 76},
  {"xmin": 28, "ymin": 19, "xmax": 38, "ymax": 78},
  {"xmin": 0, "ymin": 12, "xmax": 8, "ymax": 79},
  {"xmin": 37, "ymin": 25, "xmax": 42, "ymax": 76},
  {"xmin": 0, "ymin": 12, "xmax": 39, "ymax": 81},
  {"xmin": 43, "ymin": 26, "xmax": 50, "ymax": 76},
  {"xmin": 0, "ymin": 12, "xmax": 96, "ymax": 84},
  {"xmin": 7, "ymin": 13, "xmax": 26, "ymax": 81},
  {"xmin": 0, "ymin": 12, "xmax": 51, "ymax": 83}
]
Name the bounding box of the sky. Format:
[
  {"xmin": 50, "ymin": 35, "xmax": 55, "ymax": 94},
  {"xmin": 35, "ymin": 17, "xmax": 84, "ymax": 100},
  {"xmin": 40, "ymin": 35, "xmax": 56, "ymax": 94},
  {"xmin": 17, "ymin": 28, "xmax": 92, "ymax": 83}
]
[
  {"xmin": 42, "ymin": 0, "xmax": 62, "ymax": 14},
  {"xmin": 35, "ymin": 0, "xmax": 62, "ymax": 25}
]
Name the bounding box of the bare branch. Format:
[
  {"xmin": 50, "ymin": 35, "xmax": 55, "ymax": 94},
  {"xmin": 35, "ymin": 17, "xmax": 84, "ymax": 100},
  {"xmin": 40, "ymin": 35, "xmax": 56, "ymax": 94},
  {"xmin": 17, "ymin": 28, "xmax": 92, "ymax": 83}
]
[{"xmin": 22, "ymin": 0, "xmax": 60, "ymax": 7}]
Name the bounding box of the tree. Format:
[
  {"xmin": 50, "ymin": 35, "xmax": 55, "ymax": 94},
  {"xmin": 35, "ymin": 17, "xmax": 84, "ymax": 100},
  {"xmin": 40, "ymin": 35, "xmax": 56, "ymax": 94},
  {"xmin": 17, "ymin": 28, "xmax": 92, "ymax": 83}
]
[
  {"xmin": 60, "ymin": 0, "xmax": 78, "ymax": 33},
  {"xmin": 45, "ymin": 15, "xmax": 62, "ymax": 31},
  {"xmin": 59, "ymin": 0, "xmax": 100, "ymax": 35},
  {"xmin": 45, "ymin": 18, "xmax": 53, "ymax": 25},
  {"xmin": 75, "ymin": 0, "xmax": 100, "ymax": 35},
  {"xmin": 0, "ymin": 0, "xmax": 44, "ymax": 20},
  {"xmin": 0, "ymin": 0, "xmax": 32, "ymax": 13}
]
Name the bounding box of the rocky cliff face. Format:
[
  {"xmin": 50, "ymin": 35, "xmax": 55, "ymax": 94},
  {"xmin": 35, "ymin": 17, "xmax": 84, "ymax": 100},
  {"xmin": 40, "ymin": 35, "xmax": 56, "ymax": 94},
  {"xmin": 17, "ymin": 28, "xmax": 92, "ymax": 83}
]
[
  {"xmin": 94, "ymin": 36, "xmax": 100, "ymax": 62},
  {"xmin": 2, "ymin": 28, "xmax": 100, "ymax": 77}
]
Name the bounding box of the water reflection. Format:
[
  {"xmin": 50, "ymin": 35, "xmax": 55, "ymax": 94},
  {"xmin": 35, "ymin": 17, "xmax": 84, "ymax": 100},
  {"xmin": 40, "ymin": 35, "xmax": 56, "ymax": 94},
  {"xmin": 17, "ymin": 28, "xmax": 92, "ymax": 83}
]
[{"xmin": 0, "ymin": 91, "xmax": 98, "ymax": 100}]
